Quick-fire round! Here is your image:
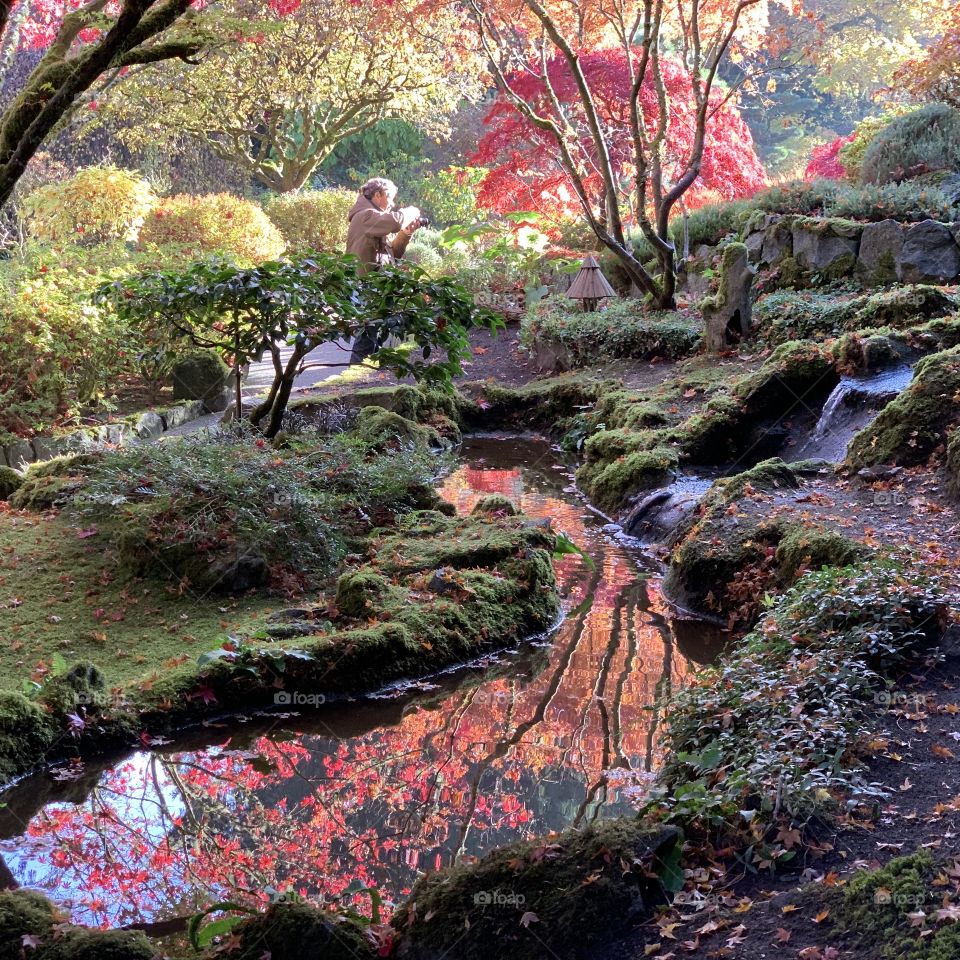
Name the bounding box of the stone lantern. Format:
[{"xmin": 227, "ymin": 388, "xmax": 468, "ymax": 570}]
[{"xmin": 567, "ymin": 255, "xmax": 615, "ymax": 312}]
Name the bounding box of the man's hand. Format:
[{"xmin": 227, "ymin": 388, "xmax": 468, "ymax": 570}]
[{"xmin": 398, "ymin": 205, "xmax": 421, "ymax": 231}]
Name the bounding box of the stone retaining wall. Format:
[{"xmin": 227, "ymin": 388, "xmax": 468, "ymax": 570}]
[
  {"xmin": 1, "ymin": 400, "xmax": 206, "ymax": 470},
  {"xmin": 686, "ymin": 215, "xmax": 960, "ymax": 299}
]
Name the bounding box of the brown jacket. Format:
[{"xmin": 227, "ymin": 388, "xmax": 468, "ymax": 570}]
[{"xmin": 345, "ymin": 194, "xmax": 415, "ymax": 275}]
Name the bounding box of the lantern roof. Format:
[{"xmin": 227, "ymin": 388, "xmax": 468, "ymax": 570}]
[{"xmin": 567, "ymin": 256, "xmax": 616, "ymax": 300}]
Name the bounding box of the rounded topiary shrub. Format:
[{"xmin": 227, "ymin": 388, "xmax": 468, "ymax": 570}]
[
  {"xmin": 139, "ymin": 193, "xmax": 285, "ymax": 262},
  {"xmin": 860, "ymin": 104, "xmax": 960, "ymax": 186},
  {"xmin": 20, "ymin": 165, "xmax": 157, "ymax": 246},
  {"xmin": 263, "ymin": 188, "xmax": 354, "ymax": 252},
  {"xmin": 171, "ymin": 350, "xmax": 231, "ymax": 411}
]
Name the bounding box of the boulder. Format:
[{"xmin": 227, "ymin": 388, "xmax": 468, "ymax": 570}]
[
  {"xmin": 0, "ymin": 466, "xmax": 22, "ymax": 500},
  {"xmin": 761, "ymin": 216, "xmax": 793, "ymax": 265},
  {"xmin": 131, "ymin": 411, "xmax": 164, "ymax": 440},
  {"xmin": 3, "ymin": 440, "xmax": 34, "ymax": 470},
  {"xmin": 792, "ymin": 220, "xmax": 860, "ymax": 276},
  {"xmin": 857, "ymin": 219, "xmax": 905, "ymax": 285},
  {"xmin": 160, "ymin": 400, "xmax": 204, "ymax": 430},
  {"xmin": 897, "ymin": 220, "xmax": 960, "ymax": 284},
  {"xmin": 744, "ymin": 229, "xmax": 765, "ymax": 262},
  {"xmin": 30, "ymin": 436, "xmax": 67, "ymax": 462},
  {"xmin": 171, "ymin": 350, "xmax": 232, "ymax": 413}
]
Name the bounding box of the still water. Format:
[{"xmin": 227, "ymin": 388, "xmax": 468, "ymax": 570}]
[{"xmin": 0, "ymin": 435, "xmax": 712, "ymax": 928}]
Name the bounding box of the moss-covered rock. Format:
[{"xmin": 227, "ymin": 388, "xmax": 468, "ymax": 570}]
[
  {"xmin": 8, "ymin": 454, "xmax": 96, "ymax": 511},
  {"xmin": 664, "ymin": 460, "xmax": 862, "ymax": 621},
  {"xmin": 171, "ymin": 349, "xmax": 231, "ymax": 410},
  {"xmin": 948, "ymin": 429, "xmax": 960, "ymax": 498},
  {"xmin": 848, "ymin": 345, "xmax": 960, "ymax": 467},
  {"xmin": 335, "ymin": 569, "xmax": 392, "ymax": 619},
  {"xmin": 352, "ymin": 406, "xmax": 445, "ymax": 451},
  {"xmin": 229, "ymin": 902, "xmax": 374, "ymax": 960},
  {"xmin": 576, "ymin": 444, "xmax": 678, "ymax": 514},
  {"xmin": 0, "ymin": 692, "xmax": 55, "ymax": 781},
  {"xmin": 471, "ymin": 494, "xmax": 519, "ymax": 517},
  {"xmin": 37, "ymin": 661, "xmax": 106, "ymax": 715},
  {"xmin": 0, "ymin": 466, "xmax": 22, "ymax": 501},
  {"xmin": 0, "ymin": 890, "xmax": 154, "ymax": 960},
  {"xmin": 393, "ymin": 820, "xmax": 679, "ymax": 960},
  {"xmin": 465, "ymin": 374, "xmax": 616, "ymax": 431},
  {"xmin": 775, "ymin": 525, "xmax": 863, "ymax": 582},
  {"xmin": 732, "ymin": 340, "xmax": 838, "ymax": 412}
]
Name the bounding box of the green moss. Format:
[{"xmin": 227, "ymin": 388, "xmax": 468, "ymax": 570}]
[
  {"xmin": 230, "ymin": 902, "xmax": 373, "ymax": 960},
  {"xmin": 0, "ymin": 692, "xmax": 55, "ymax": 781},
  {"xmin": 0, "ymin": 889, "xmax": 154, "ymax": 960},
  {"xmin": 393, "ymin": 819, "xmax": 679, "ymax": 960},
  {"xmin": 335, "ymin": 570, "xmax": 392, "ymax": 619},
  {"xmin": 171, "ymin": 349, "xmax": 230, "ymax": 406},
  {"xmin": 848, "ymin": 345, "xmax": 960, "ymax": 467},
  {"xmin": 0, "ymin": 467, "xmax": 21, "ymax": 500},
  {"xmin": 947, "ymin": 429, "xmax": 960, "ymax": 498},
  {"xmin": 8, "ymin": 454, "xmax": 96, "ymax": 510},
  {"xmin": 733, "ymin": 340, "xmax": 838, "ymax": 412},
  {"xmin": 775, "ymin": 526, "xmax": 863, "ymax": 582},
  {"xmin": 467, "ymin": 374, "xmax": 616, "ymax": 431},
  {"xmin": 351, "ymin": 406, "xmax": 444, "ymax": 450},
  {"xmin": 717, "ymin": 457, "xmax": 801, "ymax": 501},
  {"xmin": 471, "ymin": 494, "xmax": 519, "ymax": 516},
  {"xmin": 677, "ymin": 393, "xmax": 746, "ymax": 462},
  {"xmin": 576, "ymin": 445, "xmax": 678, "ymax": 514}
]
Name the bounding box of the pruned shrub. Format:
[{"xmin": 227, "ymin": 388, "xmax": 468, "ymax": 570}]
[
  {"xmin": 20, "ymin": 165, "xmax": 156, "ymax": 246},
  {"xmin": 860, "ymin": 104, "xmax": 960, "ymax": 186},
  {"xmin": 263, "ymin": 188, "xmax": 355, "ymax": 253},
  {"xmin": 139, "ymin": 193, "xmax": 285, "ymax": 262}
]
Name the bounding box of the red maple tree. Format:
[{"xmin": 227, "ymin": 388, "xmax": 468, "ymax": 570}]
[
  {"xmin": 474, "ymin": 49, "xmax": 767, "ymax": 222},
  {"xmin": 804, "ymin": 133, "xmax": 854, "ymax": 181}
]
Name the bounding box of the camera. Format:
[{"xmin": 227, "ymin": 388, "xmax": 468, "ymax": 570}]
[{"xmin": 414, "ymin": 215, "xmax": 430, "ymax": 229}]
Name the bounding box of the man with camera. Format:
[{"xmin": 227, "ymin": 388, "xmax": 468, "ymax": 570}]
[{"xmin": 346, "ymin": 177, "xmax": 427, "ymax": 363}]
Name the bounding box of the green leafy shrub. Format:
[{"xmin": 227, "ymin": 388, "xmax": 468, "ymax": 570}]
[
  {"xmin": 523, "ymin": 297, "xmax": 702, "ymax": 365},
  {"xmin": 658, "ymin": 559, "xmax": 945, "ymax": 827},
  {"xmin": 750, "ymin": 179, "xmax": 838, "ymax": 216},
  {"xmin": 407, "ymin": 165, "xmax": 487, "ymax": 227},
  {"xmin": 828, "ymin": 180, "xmax": 958, "ymax": 222},
  {"xmin": 0, "ymin": 244, "xmax": 149, "ymax": 441},
  {"xmin": 838, "ymin": 106, "xmax": 912, "ymax": 183},
  {"xmin": 20, "ymin": 165, "xmax": 156, "ymax": 246},
  {"xmin": 263, "ymin": 188, "xmax": 355, "ymax": 253},
  {"xmin": 860, "ymin": 104, "xmax": 960, "ymax": 186},
  {"xmin": 672, "ymin": 199, "xmax": 755, "ymax": 249},
  {"xmin": 139, "ymin": 193, "xmax": 285, "ymax": 263}
]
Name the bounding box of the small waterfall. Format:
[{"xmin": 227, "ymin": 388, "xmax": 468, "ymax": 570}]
[{"xmin": 790, "ymin": 365, "xmax": 914, "ymax": 463}]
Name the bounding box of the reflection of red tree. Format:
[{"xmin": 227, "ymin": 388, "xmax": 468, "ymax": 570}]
[
  {"xmin": 12, "ymin": 464, "xmax": 690, "ymax": 928},
  {"xmin": 462, "ymin": 468, "xmax": 525, "ymax": 497}
]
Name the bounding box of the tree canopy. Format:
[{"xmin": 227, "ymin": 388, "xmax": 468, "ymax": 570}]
[{"xmin": 89, "ymin": 0, "xmax": 483, "ymax": 192}]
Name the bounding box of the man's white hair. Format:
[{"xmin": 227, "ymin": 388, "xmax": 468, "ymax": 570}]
[{"xmin": 361, "ymin": 177, "xmax": 397, "ymax": 200}]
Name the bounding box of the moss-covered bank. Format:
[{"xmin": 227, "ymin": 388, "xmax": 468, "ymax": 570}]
[
  {"xmin": 663, "ymin": 459, "xmax": 863, "ymax": 623},
  {"xmin": 0, "ymin": 509, "xmax": 560, "ymax": 786}
]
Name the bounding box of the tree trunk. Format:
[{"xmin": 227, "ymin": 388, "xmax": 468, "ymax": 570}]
[{"xmin": 263, "ymin": 343, "xmax": 308, "ymax": 438}]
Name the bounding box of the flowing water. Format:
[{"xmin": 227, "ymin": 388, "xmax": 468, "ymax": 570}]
[
  {"xmin": 786, "ymin": 364, "xmax": 915, "ymax": 464},
  {"xmin": 0, "ymin": 435, "xmax": 718, "ymax": 929}
]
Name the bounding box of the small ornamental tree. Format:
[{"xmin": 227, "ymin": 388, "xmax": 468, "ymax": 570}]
[
  {"xmin": 804, "ymin": 134, "xmax": 854, "ymax": 182},
  {"xmin": 464, "ymin": 0, "xmax": 771, "ymax": 309},
  {"xmin": 893, "ymin": 4, "xmax": 960, "ymax": 109},
  {"xmin": 474, "ymin": 50, "xmax": 767, "ymax": 221},
  {"xmin": 97, "ymin": 254, "xmax": 500, "ymax": 437}
]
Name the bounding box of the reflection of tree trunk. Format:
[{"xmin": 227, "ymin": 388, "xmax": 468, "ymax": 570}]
[
  {"xmin": 452, "ymin": 563, "xmax": 604, "ymax": 858},
  {"xmin": 610, "ymin": 587, "xmax": 642, "ymax": 771},
  {"xmin": 644, "ymin": 616, "xmax": 676, "ymax": 773}
]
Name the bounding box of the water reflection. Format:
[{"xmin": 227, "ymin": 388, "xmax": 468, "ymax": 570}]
[{"xmin": 2, "ymin": 435, "xmax": 696, "ymax": 927}]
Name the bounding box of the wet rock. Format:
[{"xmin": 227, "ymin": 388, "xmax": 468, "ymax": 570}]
[
  {"xmin": 897, "ymin": 220, "xmax": 960, "ymax": 284},
  {"xmin": 857, "ymin": 219, "xmax": 904, "ymax": 284},
  {"xmin": 856, "ymin": 464, "xmax": 904, "ymax": 483},
  {"xmin": 623, "ymin": 487, "xmax": 703, "ymax": 542}
]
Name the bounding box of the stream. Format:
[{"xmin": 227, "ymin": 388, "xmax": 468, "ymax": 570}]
[
  {"xmin": 0, "ymin": 361, "xmax": 915, "ymax": 929},
  {"xmin": 0, "ymin": 435, "xmax": 718, "ymax": 929}
]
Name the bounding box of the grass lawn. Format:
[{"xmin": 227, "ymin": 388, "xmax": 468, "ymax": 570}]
[{"xmin": 0, "ymin": 504, "xmax": 274, "ymax": 693}]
